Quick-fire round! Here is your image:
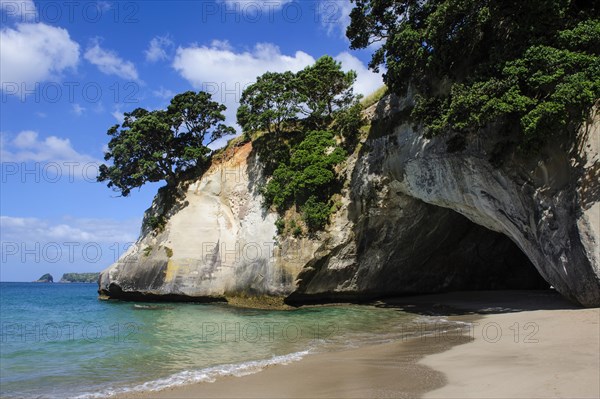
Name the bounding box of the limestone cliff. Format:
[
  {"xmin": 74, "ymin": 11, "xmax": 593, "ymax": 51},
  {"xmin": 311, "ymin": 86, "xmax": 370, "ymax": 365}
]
[
  {"xmin": 99, "ymin": 144, "xmax": 318, "ymax": 301},
  {"xmin": 99, "ymin": 96, "xmax": 600, "ymax": 307}
]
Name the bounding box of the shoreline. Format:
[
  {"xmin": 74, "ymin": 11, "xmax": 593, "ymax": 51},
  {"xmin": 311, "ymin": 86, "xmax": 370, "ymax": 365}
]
[
  {"xmin": 113, "ymin": 319, "xmax": 472, "ymax": 399},
  {"xmin": 112, "ymin": 290, "xmax": 599, "ymax": 398}
]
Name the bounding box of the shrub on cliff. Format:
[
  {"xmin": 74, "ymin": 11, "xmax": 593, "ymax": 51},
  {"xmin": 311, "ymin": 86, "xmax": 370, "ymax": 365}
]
[
  {"xmin": 262, "ymin": 130, "xmax": 346, "ymax": 210},
  {"xmin": 347, "ymin": 0, "xmax": 600, "ymax": 150}
]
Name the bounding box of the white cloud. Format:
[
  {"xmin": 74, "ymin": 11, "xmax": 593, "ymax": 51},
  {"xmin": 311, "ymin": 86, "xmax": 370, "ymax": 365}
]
[
  {"xmin": 84, "ymin": 41, "xmax": 139, "ymax": 81},
  {"xmin": 0, "ymin": 23, "xmax": 80, "ymax": 89},
  {"xmin": 96, "ymin": 1, "xmax": 112, "ymax": 12},
  {"xmin": 152, "ymin": 86, "xmax": 175, "ymax": 100},
  {"xmin": 0, "ymin": 215, "xmax": 139, "ymax": 243},
  {"xmin": 334, "ymin": 52, "xmax": 383, "ymax": 97},
  {"xmin": 317, "ymin": 0, "xmax": 353, "ymax": 38},
  {"xmin": 1, "ymin": 131, "xmax": 95, "ymax": 163},
  {"xmin": 173, "ymin": 41, "xmax": 315, "ymax": 128},
  {"xmin": 0, "ymin": 131, "xmax": 101, "ymax": 179},
  {"xmin": 172, "ymin": 41, "xmax": 383, "ymax": 133},
  {"xmin": 173, "ymin": 41, "xmax": 314, "ymax": 92},
  {"xmin": 111, "ymin": 110, "xmax": 125, "ymax": 124},
  {"xmin": 72, "ymin": 103, "xmax": 86, "ymax": 116},
  {"xmin": 145, "ymin": 35, "xmax": 173, "ymax": 62},
  {"xmin": 0, "ymin": 214, "xmax": 140, "ymax": 281},
  {"xmin": 0, "ymin": 0, "xmax": 37, "ymax": 22}
]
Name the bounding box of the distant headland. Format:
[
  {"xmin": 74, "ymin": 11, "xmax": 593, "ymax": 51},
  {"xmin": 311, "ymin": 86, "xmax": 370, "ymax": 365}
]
[
  {"xmin": 60, "ymin": 273, "xmax": 100, "ymax": 283},
  {"xmin": 32, "ymin": 273, "xmax": 100, "ymax": 283}
]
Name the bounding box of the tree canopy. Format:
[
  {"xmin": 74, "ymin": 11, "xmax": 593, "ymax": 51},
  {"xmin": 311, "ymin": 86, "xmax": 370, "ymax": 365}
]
[
  {"xmin": 237, "ymin": 55, "xmax": 358, "ymax": 135},
  {"xmin": 237, "ymin": 71, "xmax": 303, "ymax": 135},
  {"xmin": 297, "ymin": 56, "xmax": 357, "ymax": 124},
  {"xmin": 347, "ymin": 0, "xmax": 600, "ymax": 149},
  {"xmin": 98, "ymin": 91, "xmax": 234, "ymax": 196}
]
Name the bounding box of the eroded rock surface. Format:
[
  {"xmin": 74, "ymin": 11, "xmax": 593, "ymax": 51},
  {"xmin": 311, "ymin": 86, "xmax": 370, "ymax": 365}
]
[{"xmin": 99, "ymin": 96, "xmax": 599, "ymax": 307}]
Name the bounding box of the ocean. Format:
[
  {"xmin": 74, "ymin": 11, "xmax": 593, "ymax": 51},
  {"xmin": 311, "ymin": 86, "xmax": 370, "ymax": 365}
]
[{"xmin": 0, "ymin": 282, "xmax": 455, "ymax": 398}]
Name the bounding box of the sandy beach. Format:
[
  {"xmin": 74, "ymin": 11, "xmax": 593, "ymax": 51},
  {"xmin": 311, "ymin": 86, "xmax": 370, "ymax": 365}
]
[{"xmin": 116, "ymin": 291, "xmax": 599, "ymax": 399}]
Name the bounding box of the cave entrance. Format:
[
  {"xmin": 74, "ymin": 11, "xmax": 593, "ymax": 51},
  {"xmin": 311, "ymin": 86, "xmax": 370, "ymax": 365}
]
[{"xmin": 358, "ymin": 200, "xmax": 550, "ymax": 295}]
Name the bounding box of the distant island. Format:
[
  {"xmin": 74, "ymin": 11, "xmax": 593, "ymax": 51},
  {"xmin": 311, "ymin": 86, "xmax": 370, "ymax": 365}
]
[
  {"xmin": 60, "ymin": 273, "xmax": 100, "ymax": 283},
  {"xmin": 34, "ymin": 273, "xmax": 53, "ymax": 283}
]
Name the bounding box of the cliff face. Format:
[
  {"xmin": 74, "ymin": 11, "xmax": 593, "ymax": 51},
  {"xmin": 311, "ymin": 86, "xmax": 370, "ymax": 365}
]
[
  {"xmin": 99, "ymin": 96, "xmax": 600, "ymax": 307},
  {"xmin": 99, "ymin": 144, "xmax": 318, "ymax": 301},
  {"xmin": 289, "ymin": 96, "xmax": 599, "ymax": 307}
]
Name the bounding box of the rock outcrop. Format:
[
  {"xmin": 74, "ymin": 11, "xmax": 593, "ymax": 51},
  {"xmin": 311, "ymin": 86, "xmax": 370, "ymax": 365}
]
[
  {"xmin": 35, "ymin": 273, "xmax": 53, "ymax": 283},
  {"xmin": 60, "ymin": 273, "xmax": 99, "ymax": 283},
  {"xmin": 99, "ymin": 144, "xmax": 317, "ymax": 301},
  {"xmin": 290, "ymin": 96, "xmax": 599, "ymax": 307},
  {"xmin": 99, "ymin": 96, "xmax": 600, "ymax": 307}
]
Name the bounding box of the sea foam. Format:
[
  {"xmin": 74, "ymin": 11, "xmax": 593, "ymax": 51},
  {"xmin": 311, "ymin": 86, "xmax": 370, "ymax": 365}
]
[{"xmin": 74, "ymin": 350, "xmax": 311, "ymax": 399}]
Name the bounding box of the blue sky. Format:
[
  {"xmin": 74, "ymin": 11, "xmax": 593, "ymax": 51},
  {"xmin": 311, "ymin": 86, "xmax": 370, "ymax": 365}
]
[{"xmin": 0, "ymin": 0, "xmax": 383, "ymax": 282}]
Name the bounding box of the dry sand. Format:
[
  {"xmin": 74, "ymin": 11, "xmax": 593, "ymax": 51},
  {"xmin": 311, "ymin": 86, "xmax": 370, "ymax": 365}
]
[
  {"xmin": 421, "ymin": 304, "xmax": 600, "ymax": 398},
  {"xmin": 115, "ymin": 291, "xmax": 599, "ymax": 399}
]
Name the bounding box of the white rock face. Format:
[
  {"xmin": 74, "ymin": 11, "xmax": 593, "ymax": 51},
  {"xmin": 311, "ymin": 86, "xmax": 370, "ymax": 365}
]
[
  {"xmin": 99, "ymin": 97, "xmax": 600, "ymax": 307},
  {"xmin": 383, "ymin": 100, "xmax": 600, "ymax": 307},
  {"xmin": 99, "ymin": 144, "xmax": 317, "ymax": 300},
  {"xmin": 291, "ymin": 97, "xmax": 599, "ymax": 306}
]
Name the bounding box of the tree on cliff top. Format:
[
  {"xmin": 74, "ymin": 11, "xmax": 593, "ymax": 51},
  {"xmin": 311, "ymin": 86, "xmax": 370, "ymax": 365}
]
[
  {"xmin": 237, "ymin": 56, "xmax": 358, "ymax": 135},
  {"xmin": 236, "ymin": 71, "xmax": 303, "ymax": 135},
  {"xmin": 347, "ymin": 0, "xmax": 600, "ymax": 149},
  {"xmin": 98, "ymin": 91, "xmax": 235, "ymax": 196},
  {"xmin": 297, "ymin": 55, "xmax": 357, "ymax": 125}
]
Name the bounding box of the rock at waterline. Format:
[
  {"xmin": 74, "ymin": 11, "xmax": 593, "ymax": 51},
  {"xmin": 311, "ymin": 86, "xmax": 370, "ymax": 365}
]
[{"xmin": 34, "ymin": 273, "xmax": 53, "ymax": 283}]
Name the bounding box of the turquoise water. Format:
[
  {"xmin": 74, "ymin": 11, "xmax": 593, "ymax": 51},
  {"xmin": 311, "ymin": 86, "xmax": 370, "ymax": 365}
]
[{"xmin": 1, "ymin": 283, "xmax": 436, "ymax": 398}]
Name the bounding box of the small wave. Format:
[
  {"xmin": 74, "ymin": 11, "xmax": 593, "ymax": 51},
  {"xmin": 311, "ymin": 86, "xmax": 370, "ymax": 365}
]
[
  {"xmin": 74, "ymin": 350, "xmax": 311, "ymax": 399},
  {"xmin": 133, "ymin": 304, "xmax": 174, "ymax": 310}
]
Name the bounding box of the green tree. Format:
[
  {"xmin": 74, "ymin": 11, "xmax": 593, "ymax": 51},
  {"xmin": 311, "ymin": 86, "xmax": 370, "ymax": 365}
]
[
  {"xmin": 333, "ymin": 98, "xmax": 366, "ymax": 147},
  {"xmin": 347, "ymin": 0, "xmax": 600, "ymax": 149},
  {"xmin": 262, "ymin": 130, "xmax": 347, "ymax": 232},
  {"xmin": 237, "ymin": 71, "xmax": 303, "ymax": 135},
  {"xmin": 98, "ymin": 91, "xmax": 234, "ymax": 196},
  {"xmin": 297, "ymin": 56, "xmax": 357, "ymax": 125}
]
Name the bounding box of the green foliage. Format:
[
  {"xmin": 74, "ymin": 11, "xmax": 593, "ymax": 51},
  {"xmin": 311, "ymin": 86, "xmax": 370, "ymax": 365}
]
[
  {"xmin": 251, "ymin": 130, "xmax": 300, "ymax": 176},
  {"xmin": 262, "ymin": 130, "xmax": 346, "ymax": 221},
  {"xmin": 237, "ymin": 71, "xmax": 303, "ymax": 135},
  {"xmin": 143, "ymin": 246, "xmax": 153, "ymax": 257},
  {"xmin": 237, "ymin": 56, "xmax": 358, "ymax": 135},
  {"xmin": 240, "ymin": 57, "xmax": 363, "ymax": 233},
  {"xmin": 347, "ymin": 0, "xmax": 600, "ymax": 150},
  {"xmin": 333, "ymin": 99, "xmax": 366, "ymax": 147},
  {"xmin": 275, "ymin": 217, "xmax": 286, "ymax": 235},
  {"xmin": 146, "ymin": 215, "xmax": 166, "ymax": 232},
  {"xmin": 301, "ymin": 196, "xmax": 332, "ymax": 231},
  {"xmin": 292, "ymin": 226, "xmax": 303, "ymax": 238},
  {"xmin": 164, "ymin": 246, "xmax": 173, "ymax": 258},
  {"xmin": 297, "ymin": 55, "xmax": 357, "ymax": 126},
  {"xmin": 98, "ymin": 91, "xmax": 235, "ymax": 196},
  {"xmin": 360, "ymin": 85, "xmax": 388, "ymax": 108},
  {"xmin": 60, "ymin": 273, "xmax": 99, "ymax": 283},
  {"xmin": 288, "ymin": 219, "xmax": 303, "ymax": 238}
]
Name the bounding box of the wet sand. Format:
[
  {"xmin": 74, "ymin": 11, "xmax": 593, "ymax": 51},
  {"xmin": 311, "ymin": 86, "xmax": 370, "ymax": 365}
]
[{"xmin": 114, "ymin": 291, "xmax": 599, "ymax": 399}]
